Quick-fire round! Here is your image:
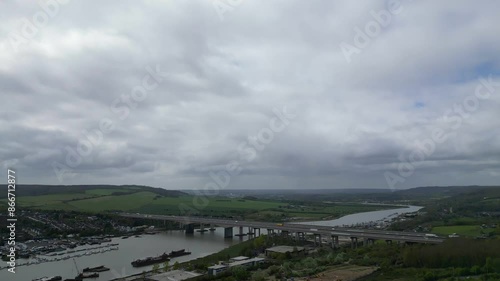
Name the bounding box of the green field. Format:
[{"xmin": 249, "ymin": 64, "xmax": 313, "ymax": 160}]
[
  {"xmin": 16, "ymin": 193, "xmax": 94, "ymax": 209},
  {"xmin": 432, "ymin": 225, "xmax": 495, "ymax": 237},
  {"xmin": 3, "ymin": 186, "xmax": 400, "ymax": 222},
  {"xmin": 7, "ymin": 189, "xmax": 288, "ymax": 217},
  {"xmin": 84, "ymin": 188, "xmax": 130, "ymax": 196},
  {"xmin": 68, "ymin": 191, "xmax": 159, "ymax": 211}
]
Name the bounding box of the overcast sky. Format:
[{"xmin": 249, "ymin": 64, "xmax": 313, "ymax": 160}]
[{"xmin": 1, "ymin": 0, "xmax": 500, "ymax": 190}]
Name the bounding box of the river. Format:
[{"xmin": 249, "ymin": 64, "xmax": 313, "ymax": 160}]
[
  {"xmin": 2, "ymin": 205, "xmax": 422, "ymax": 281},
  {"xmin": 300, "ymin": 205, "xmax": 423, "ymax": 227},
  {"xmin": 1, "ymin": 228, "xmax": 249, "ymax": 281}
]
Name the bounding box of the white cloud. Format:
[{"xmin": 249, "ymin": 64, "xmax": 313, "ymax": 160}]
[{"xmin": 1, "ymin": 0, "xmax": 500, "ymax": 189}]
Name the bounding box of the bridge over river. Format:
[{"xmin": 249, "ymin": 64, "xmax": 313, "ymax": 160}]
[{"xmin": 120, "ymin": 213, "xmax": 443, "ymax": 248}]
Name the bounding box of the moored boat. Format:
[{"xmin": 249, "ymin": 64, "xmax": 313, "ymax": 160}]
[
  {"xmin": 82, "ymin": 265, "xmax": 110, "ymax": 272},
  {"xmin": 77, "ymin": 272, "xmax": 99, "ymax": 279},
  {"xmin": 168, "ymin": 249, "xmax": 191, "ymax": 258},
  {"xmin": 33, "ymin": 276, "xmax": 62, "ymax": 281},
  {"xmin": 131, "ymin": 252, "xmax": 170, "ymax": 267}
]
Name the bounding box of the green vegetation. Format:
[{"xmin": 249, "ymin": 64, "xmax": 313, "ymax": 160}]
[
  {"xmin": 359, "ymin": 239, "xmax": 500, "ymax": 280},
  {"xmin": 391, "ymin": 187, "xmax": 500, "ymax": 237},
  {"xmin": 2, "ymin": 185, "xmax": 399, "ymax": 222},
  {"xmin": 68, "ymin": 191, "xmax": 158, "ymax": 211},
  {"xmin": 432, "ymin": 225, "xmax": 496, "ymax": 237},
  {"xmin": 15, "ymin": 193, "xmax": 94, "ymax": 209},
  {"xmin": 84, "ymin": 188, "xmax": 129, "ymax": 196},
  {"xmin": 185, "ymin": 235, "xmax": 500, "ymax": 281},
  {"xmin": 244, "ymin": 202, "xmax": 399, "ymax": 222}
]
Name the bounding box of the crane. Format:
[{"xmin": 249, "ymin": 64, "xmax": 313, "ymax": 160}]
[{"xmin": 72, "ymin": 258, "xmax": 80, "ymax": 275}]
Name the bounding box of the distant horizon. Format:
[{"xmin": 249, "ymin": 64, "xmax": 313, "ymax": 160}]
[{"xmin": 6, "ymin": 183, "xmax": 497, "ymax": 191}]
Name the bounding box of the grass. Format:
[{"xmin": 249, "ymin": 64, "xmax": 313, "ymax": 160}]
[
  {"xmin": 432, "ymin": 225, "xmax": 495, "ymax": 237},
  {"xmin": 84, "ymin": 189, "xmax": 129, "ymax": 196},
  {"xmin": 137, "ymin": 196, "xmax": 285, "ymax": 216},
  {"xmin": 15, "ymin": 193, "xmax": 94, "ymax": 208},
  {"xmin": 154, "ymin": 196, "xmax": 283, "ymax": 210},
  {"xmin": 5, "ymin": 187, "xmax": 405, "ymax": 223},
  {"xmin": 67, "ymin": 191, "xmax": 157, "ymax": 212}
]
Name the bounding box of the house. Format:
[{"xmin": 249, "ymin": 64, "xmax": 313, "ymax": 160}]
[
  {"xmin": 208, "ymin": 257, "xmax": 266, "ymax": 276},
  {"xmin": 228, "ymin": 257, "xmax": 265, "ymax": 268}
]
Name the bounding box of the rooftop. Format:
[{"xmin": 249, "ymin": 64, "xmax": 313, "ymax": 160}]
[
  {"xmin": 230, "ymin": 256, "xmax": 249, "ymax": 261},
  {"xmin": 208, "ymin": 264, "xmax": 229, "ymax": 270},
  {"xmin": 229, "ymin": 257, "xmax": 266, "ymax": 267},
  {"xmin": 266, "ymin": 245, "xmax": 305, "ymax": 254},
  {"xmin": 149, "ymin": 270, "xmax": 202, "ymax": 281}
]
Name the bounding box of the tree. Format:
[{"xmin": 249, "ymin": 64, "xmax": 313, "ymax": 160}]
[
  {"xmin": 173, "ymin": 261, "xmax": 180, "ymax": 270},
  {"xmin": 232, "ymin": 266, "xmax": 250, "ymax": 280},
  {"xmin": 483, "ymin": 257, "xmax": 493, "ymax": 274},
  {"xmin": 152, "ymin": 264, "xmax": 160, "ymax": 273},
  {"xmin": 251, "ymin": 269, "xmax": 268, "ymax": 281},
  {"xmin": 162, "ymin": 260, "xmax": 170, "ymax": 272}
]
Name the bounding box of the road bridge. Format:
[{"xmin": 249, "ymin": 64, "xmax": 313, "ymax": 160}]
[{"xmin": 120, "ymin": 213, "xmax": 443, "ymax": 247}]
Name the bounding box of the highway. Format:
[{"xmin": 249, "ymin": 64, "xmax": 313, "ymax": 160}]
[{"xmin": 120, "ymin": 213, "xmax": 444, "ymax": 244}]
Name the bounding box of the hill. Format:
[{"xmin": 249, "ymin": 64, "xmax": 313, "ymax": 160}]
[{"xmin": 0, "ymin": 184, "xmax": 186, "ymax": 198}]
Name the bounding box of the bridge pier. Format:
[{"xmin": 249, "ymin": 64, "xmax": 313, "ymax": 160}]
[
  {"xmin": 248, "ymin": 227, "xmax": 254, "ymax": 236},
  {"xmin": 331, "ymin": 235, "xmax": 339, "ymax": 248},
  {"xmin": 385, "ymin": 240, "xmax": 392, "ymax": 245},
  {"xmin": 351, "ymin": 237, "xmax": 358, "ymax": 249},
  {"xmin": 254, "ymin": 228, "xmax": 261, "ymax": 237},
  {"xmin": 224, "ymin": 227, "xmax": 233, "ymax": 238},
  {"xmin": 295, "ymin": 232, "xmax": 305, "ymax": 241},
  {"xmin": 209, "ymin": 224, "xmax": 216, "ymax": 231},
  {"xmin": 313, "ymin": 234, "xmax": 322, "ymax": 247},
  {"xmin": 197, "ymin": 223, "xmax": 208, "ymax": 233},
  {"xmin": 185, "ymin": 224, "xmax": 195, "ymax": 234},
  {"xmin": 267, "ymin": 229, "xmax": 275, "ymax": 236},
  {"xmin": 235, "ymin": 226, "xmax": 247, "ymax": 237}
]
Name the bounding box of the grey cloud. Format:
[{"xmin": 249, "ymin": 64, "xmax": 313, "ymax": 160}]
[{"xmin": 1, "ymin": 0, "xmax": 499, "ymax": 189}]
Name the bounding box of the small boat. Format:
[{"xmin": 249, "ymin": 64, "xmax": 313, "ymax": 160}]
[
  {"xmin": 131, "ymin": 252, "xmax": 170, "ymax": 267},
  {"xmin": 168, "ymin": 249, "xmax": 191, "ymax": 258},
  {"xmin": 77, "ymin": 272, "xmax": 99, "ymax": 279},
  {"xmin": 33, "ymin": 276, "xmax": 62, "ymax": 281},
  {"xmin": 82, "ymin": 265, "xmax": 110, "ymax": 272}
]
